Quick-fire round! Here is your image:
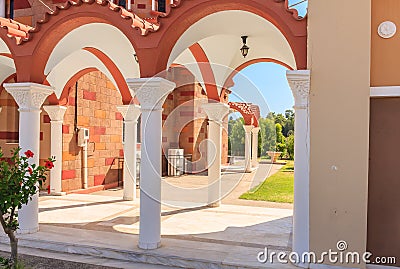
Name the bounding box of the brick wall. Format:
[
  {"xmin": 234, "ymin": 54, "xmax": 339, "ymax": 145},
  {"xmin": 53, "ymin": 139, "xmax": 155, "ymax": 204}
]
[
  {"xmin": 60, "ymin": 71, "xmax": 124, "ymax": 192},
  {"xmin": 162, "ymin": 67, "xmax": 209, "ymax": 174}
]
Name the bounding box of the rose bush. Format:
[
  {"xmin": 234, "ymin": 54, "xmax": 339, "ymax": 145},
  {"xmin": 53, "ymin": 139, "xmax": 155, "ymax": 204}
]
[{"xmin": 0, "ymin": 148, "xmax": 55, "ymax": 268}]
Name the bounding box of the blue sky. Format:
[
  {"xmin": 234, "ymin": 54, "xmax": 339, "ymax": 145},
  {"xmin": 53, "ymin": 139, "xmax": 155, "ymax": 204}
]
[
  {"xmin": 230, "ymin": 63, "xmax": 293, "ymax": 115},
  {"xmin": 229, "ymin": 1, "xmax": 307, "ymax": 116}
]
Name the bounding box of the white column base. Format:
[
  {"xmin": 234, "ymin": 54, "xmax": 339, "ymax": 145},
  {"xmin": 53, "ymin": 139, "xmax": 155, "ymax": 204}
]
[
  {"xmin": 49, "ymin": 191, "xmax": 66, "ymax": 196},
  {"xmin": 208, "ymin": 202, "xmax": 220, "ymax": 208},
  {"xmin": 17, "ymin": 227, "xmax": 39, "ymax": 235},
  {"xmin": 123, "ymin": 195, "xmax": 134, "ymax": 201},
  {"xmin": 138, "ymin": 241, "xmax": 161, "ymax": 250}
]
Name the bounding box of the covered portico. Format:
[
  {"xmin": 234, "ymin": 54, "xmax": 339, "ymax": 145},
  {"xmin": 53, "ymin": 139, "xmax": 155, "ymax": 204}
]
[{"xmin": 0, "ymin": 0, "xmax": 312, "ymax": 266}]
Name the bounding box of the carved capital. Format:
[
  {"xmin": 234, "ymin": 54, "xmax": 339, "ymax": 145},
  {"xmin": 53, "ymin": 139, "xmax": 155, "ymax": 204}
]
[
  {"xmin": 251, "ymin": 127, "xmax": 261, "ymax": 134},
  {"xmin": 286, "ymin": 70, "xmax": 310, "ymax": 109},
  {"xmin": 43, "ymin": 106, "xmax": 67, "ymax": 122},
  {"xmin": 116, "ymin": 104, "xmax": 141, "ymax": 122},
  {"xmin": 126, "ymin": 77, "xmax": 176, "ymax": 111},
  {"xmin": 202, "ymin": 102, "xmax": 230, "ymax": 124},
  {"xmin": 243, "ymin": 125, "xmax": 254, "ymax": 133},
  {"xmin": 3, "ymin": 83, "xmax": 54, "ymax": 112}
]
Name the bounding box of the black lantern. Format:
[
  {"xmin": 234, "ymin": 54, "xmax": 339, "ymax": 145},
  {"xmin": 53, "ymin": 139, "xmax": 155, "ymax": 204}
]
[{"xmin": 240, "ymin": 36, "xmax": 249, "ymax": 58}]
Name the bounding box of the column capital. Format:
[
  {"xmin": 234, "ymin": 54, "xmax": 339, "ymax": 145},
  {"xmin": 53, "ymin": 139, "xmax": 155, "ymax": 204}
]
[
  {"xmin": 251, "ymin": 126, "xmax": 261, "ymax": 134},
  {"xmin": 126, "ymin": 77, "xmax": 175, "ymax": 111},
  {"xmin": 286, "ymin": 70, "xmax": 310, "ymax": 109},
  {"xmin": 116, "ymin": 104, "xmax": 141, "ymax": 122},
  {"xmin": 4, "ymin": 83, "xmax": 54, "ymax": 112},
  {"xmin": 43, "ymin": 105, "xmax": 67, "ymax": 122},
  {"xmin": 243, "ymin": 125, "xmax": 254, "ymax": 133},
  {"xmin": 201, "ymin": 102, "xmax": 230, "ymax": 124}
]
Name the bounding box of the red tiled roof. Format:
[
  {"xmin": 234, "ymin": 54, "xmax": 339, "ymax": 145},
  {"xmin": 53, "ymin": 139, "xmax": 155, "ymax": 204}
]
[
  {"xmin": 229, "ymin": 102, "xmax": 259, "ymax": 127},
  {"xmin": 107, "ymin": 1, "xmax": 159, "ymax": 34},
  {"xmin": 37, "ymin": 0, "xmax": 159, "ymax": 35},
  {"xmin": 1, "ymin": 0, "xmax": 160, "ymax": 45},
  {"xmin": 229, "ymin": 102, "xmax": 254, "ymax": 115},
  {"xmin": 274, "ymin": 0, "xmax": 307, "ymax": 20},
  {"xmin": 0, "ymin": 17, "xmax": 33, "ymax": 44}
]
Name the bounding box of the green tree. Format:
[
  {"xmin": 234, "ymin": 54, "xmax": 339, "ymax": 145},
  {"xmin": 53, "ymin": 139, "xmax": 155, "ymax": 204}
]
[
  {"xmin": 259, "ymin": 117, "xmax": 276, "ymax": 155},
  {"xmin": 275, "ymin": 123, "xmax": 286, "ymax": 157},
  {"xmin": 286, "ymin": 134, "xmax": 295, "ymax": 160},
  {"xmin": 229, "ymin": 118, "xmax": 245, "ymax": 155},
  {"xmin": 0, "ymin": 148, "xmax": 54, "ymax": 267},
  {"xmin": 283, "ymin": 109, "xmax": 295, "ymax": 137}
]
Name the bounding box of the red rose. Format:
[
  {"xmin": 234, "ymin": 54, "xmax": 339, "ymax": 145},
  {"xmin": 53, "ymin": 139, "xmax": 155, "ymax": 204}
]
[
  {"xmin": 45, "ymin": 160, "xmax": 54, "ymax": 169},
  {"xmin": 28, "ymin": 167, "xmax": 33, "ymax": 175},
  {"xmin": 24, "ymin": 150, "xmax": 34, "ymax": 158}
]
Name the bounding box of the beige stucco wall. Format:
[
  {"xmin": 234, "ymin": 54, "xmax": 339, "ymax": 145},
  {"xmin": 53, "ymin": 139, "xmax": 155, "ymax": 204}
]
[{"xmin": 307, "ymin": 0, "xmax": 371, "ymax": 267}]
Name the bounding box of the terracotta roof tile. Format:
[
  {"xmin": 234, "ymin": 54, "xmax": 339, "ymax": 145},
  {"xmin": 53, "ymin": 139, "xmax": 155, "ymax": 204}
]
[
  {"xmin": 8, "ymin": 0, "xmax": 160, "ymax": 44},
  {"xmin": 274, "ymin": 0, "xmax": 307, "ymax": 20},
  {"xmin": 0, "ymin": 17, "xmax": 33, "ymax": 44},
  {"xmin": 107, "ymin": 1, "xmax": 159, "ymax": 34}
]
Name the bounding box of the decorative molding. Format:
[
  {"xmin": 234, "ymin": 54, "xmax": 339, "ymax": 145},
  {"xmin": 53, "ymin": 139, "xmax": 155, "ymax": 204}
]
[
  {"xmin": 286, "ymin": 70, "xmax": 310, "ymax": 109},
  {"xmin": 201, "ymin": 102, "xmax": 230, "ymax": 123},
  {"xmin": 3, "ymin": 83, "xmax": 54, "ymax": 112},
  {"xmin": 370, "ymin": 86, "xmax": 400, "ymax": 97},
  {"xmin": 116, "ymin": 104, "xmax": 141, "ymax": 122},
  {"xmin": 43, "ymin": 105, "xmax": 67, "ymax": 122},
  {"xmin": 126, "ymin": 78, "xmax": 176, "ymax": 111},
  {"xmin": 378, "ymin": 21, "xmax": 397, "ymax": 39},
  {"xmin": 228, "ymin": 102, "xmax": 253, "ymax": 115}
]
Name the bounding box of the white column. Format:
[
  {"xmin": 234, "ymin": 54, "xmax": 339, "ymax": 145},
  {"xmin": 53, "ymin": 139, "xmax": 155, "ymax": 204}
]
[
  {"xmin": 4, "ymin": 83, "xmax": 53, "ymax": 234},
  {"xmin": 251, "ymin": 127, "xmax": 260, "ymax": 167},
  {"xmin": 43, "ymin": 105, "xmax": 67, "ymax": 195},
  {"xmin": 243, "ymin": 125, "xmax": 253, "ymax": 172},
  {"xmin": 0, "ymin": 0, "xmax": 5, "ymax": 18},
  {"xmin": 286, "ymin": 70, "xmax": 310, "ymax": 267},
  {"xmin": 127, "ymin": 77, "xmax": 175, "ymax": 250},
  {"xmin": 202, "ymin": 102, "xmax": 230, "ymax": 207},
  {"xmin": 116, "ymin": 104, "xmax": 141, "ymax": 201}
]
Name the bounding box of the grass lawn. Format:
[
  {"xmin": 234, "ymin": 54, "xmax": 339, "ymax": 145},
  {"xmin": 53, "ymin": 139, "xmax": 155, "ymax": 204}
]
[{"xmin": 240, "ymin": 161, "xmax": 294, "ymax": 203}]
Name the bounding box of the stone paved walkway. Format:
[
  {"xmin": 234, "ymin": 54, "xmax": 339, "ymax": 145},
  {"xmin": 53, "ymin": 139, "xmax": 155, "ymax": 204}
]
[{"xmin": 1, "ymin": 163, "xmax": 295, "ymax": 268}]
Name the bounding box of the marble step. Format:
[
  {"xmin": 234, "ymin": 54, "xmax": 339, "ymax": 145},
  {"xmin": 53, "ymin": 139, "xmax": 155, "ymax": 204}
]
[{"xmin": 0, "ymin": 225, "xmax": 294, "ymax": 269}]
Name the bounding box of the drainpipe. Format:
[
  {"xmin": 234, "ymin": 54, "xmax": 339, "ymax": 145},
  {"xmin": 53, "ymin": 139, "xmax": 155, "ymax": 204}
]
[
  {"xmin": 0, "ymin": 0, "xmax": 5, "ymax": 18},
  {"xmin": 82, "ymin": 142, "xmax": 88, "ymax": 189}
]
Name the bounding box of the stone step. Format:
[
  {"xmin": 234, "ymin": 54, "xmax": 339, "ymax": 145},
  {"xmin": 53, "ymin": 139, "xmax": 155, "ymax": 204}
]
[{"xmin": 0, "ymin": 225, "xmax": 295, "ymax": 269}]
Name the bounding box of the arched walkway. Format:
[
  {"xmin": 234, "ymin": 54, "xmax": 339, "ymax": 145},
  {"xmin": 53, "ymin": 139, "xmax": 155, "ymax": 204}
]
[{"xmin": 0, "ymin": 0, "xmax": 310, "ymax": 259}]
